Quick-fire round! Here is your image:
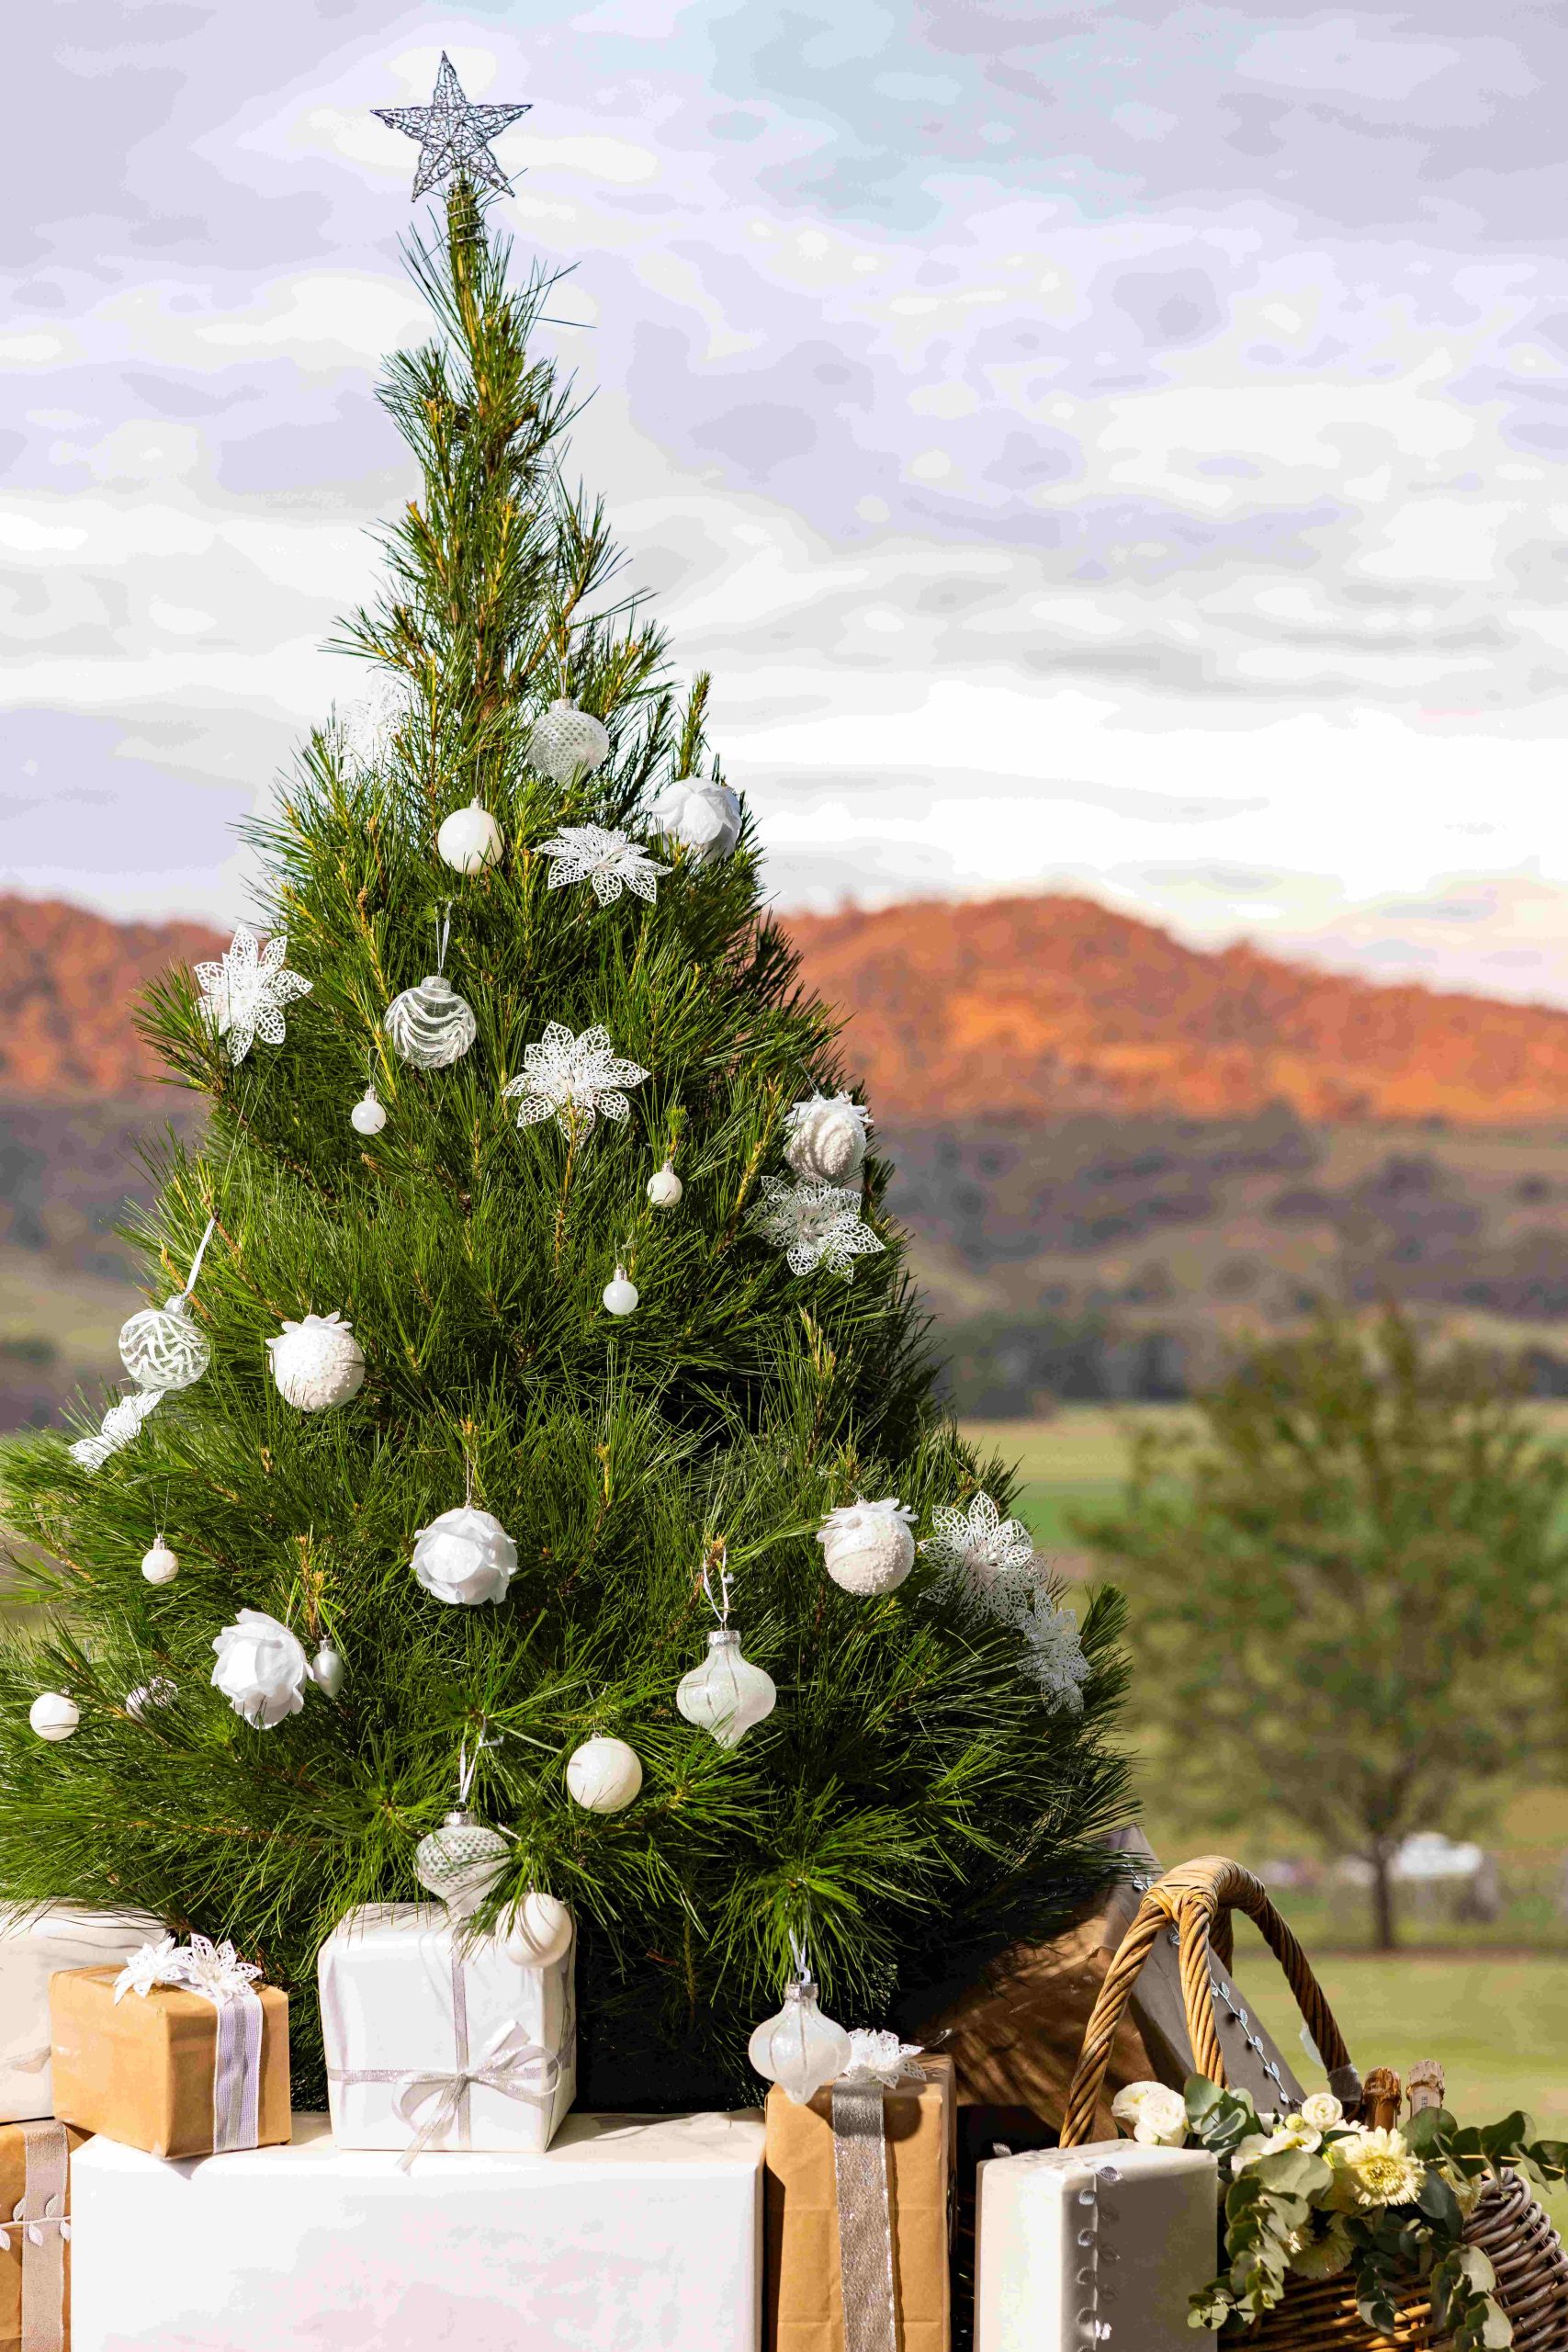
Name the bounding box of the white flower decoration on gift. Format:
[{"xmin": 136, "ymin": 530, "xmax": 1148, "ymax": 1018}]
[
  {"xmin": 750, "ymin": 1178, "xmax": 884, "ymax": 1282},
  {"xmin": 537, "ymin": 824, "xmax": 669, "ymax": 907},
  {"xmin": 841, "ymin": 2030, "xmax": 923, "ymax": 2087},
  {"xmin": 181, "ymin": 1933, "xmax": 263, "ymax": 2005},
  {"xmin": 920, "ymin": 1491, "xmax": 1034, "ymax": 1599},
  {"xmin": 113, "ymin": 1934, "xmax": 186, "ymax": 2004},
  {"xmin": 194, "ymin": 927, "xmax": 312, "ymax": 1065},
  {"xmin": 502, "ymin": 1023, "xmax": 649, "ymax": 1136}
]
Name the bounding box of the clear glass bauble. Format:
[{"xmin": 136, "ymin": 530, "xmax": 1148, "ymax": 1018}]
[
  {"xmin": 350, "ymin": 1087, "xmax": 387, "ymax": 1136},
  {"xmin": 748, "ymin": 1974, "xmax": 852, "ymax": 2104},
  {"xmin": 602, "ymin": 1268, "xmax": 638, "ymax": 1317},
  {"xmin": 383, "ymin": 975, "xmax": 478, "ymax": 1069},
  {"xmin": 525, "ymin": 697, "xmax": 611, "ymax": 784},
  {"xmin": 676, "ymin": 1630, "xmax": 776, "ymax": 1751},
  {"xmin": 29, "ymin": 1692, "xmax": 79, "ymax": 1744},
  {"xmin": 126, "ymin": 1677, "xmax": 177, "ymax": 1723},
  {"xmin": 646, "ymin": 1162, "xmax": 682, "ymax": 1208},
  {"xmin": 500, "ymin": 1890, "xmax": 574, "ymax": 1969},
  {"xmin": 436, "ymin": 797, "xmax": 502, "ymax": 875},
  {"xmin": 118, "ymin": 1294, "xmax": 210, "ymax": 1394},
  {"xmin": 413, "ymin": 1808, "xmax": 511, "ymax": 1917},
  {"xmin": 565, "ymin": 1735, "xmax": 642, "ymax": 1813},
  {"xmin": 141, "ymin": 1542, "xmax": 179, "ymax": 1587}
]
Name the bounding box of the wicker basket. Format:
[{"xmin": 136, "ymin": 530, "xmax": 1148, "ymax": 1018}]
[{"xmin": 1057, "ymin": 1856, "xmax": 1568, "ymax": 2351}]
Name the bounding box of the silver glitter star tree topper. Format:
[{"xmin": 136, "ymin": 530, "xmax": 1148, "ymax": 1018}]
[{"xmin": 374, "ymin": 53, "xmax": 531, "ymax": 201}]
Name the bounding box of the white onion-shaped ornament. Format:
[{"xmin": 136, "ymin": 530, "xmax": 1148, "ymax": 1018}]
[
  {"xmin": 656, "ymin": 775, "xmax": 742, "ymax": 863},
  {"xmin": 748, "ymin": 1974, "xmax": 852, "ymax": 2105},
  {"xmin": 646, "ymin": 1162, "xmax": 682, "ymax": 1209},
  {"xmin": 525, "ymin": 697, "xmax": 611, "ymax": 785},
  {"xmin": 267, "ymin": 1311, "xmax": 366, "ymax": 1412},
  {"xmin": 141, "ymin": 1540, "xmax": 179, "ymax": 1588},
  {"xmin": 676, "ymin": 1630, "xmax": 776, "ymax": 1751},
  {"xmin": 350, "ymin": 1086, "xmax": 387, "ymax": 1136},
  {"xmin": 126, "ymin": 1677, "xmax": 177, "ymax": 1723},
  {"xmin": 500, "ymin": 1890, "xmax": 574, "ymax": 1970},
  {"xmin": 817, "ymin": 1498, "xmax": 917, "ymax": 1597},
  {"xmin": 413, "ymin": 1810, "xmax": 511, "ymax": 1917},
  {"xmin": 566, "ymin": 1736, "xmax": 642, "ymax": 1814},
  {"xmin": 437, "ymin": 797, "xmax": 502, "ymax": 875},
  {"xmin": 411, "ymin": 1506, "xmax": 517, "ymax": 1607},
  {"xmin": 310, "ymin": 1645, "xmax": 345, "ymax": 1699},
  {"xmin": 29, "ymin": 1692, "xmax": 79, "ymax": 1744},
  {"xmin": 118, "ymin": 1293, "xmax": 209, "ymax": 1394},
  {"xmin": 383, "ymin": 975, "xmax": 477, "ymax": 1069},
  {"xmin": 784, "ymin": 1092, "xmax": 871, "ymax": 1186},
  {"xmin": 602, "ymin": 1266, "xmax": 638, "ymax": 1317}
]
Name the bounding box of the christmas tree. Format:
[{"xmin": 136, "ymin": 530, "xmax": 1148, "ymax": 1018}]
[{"xmin": 0, "ymin": 181, "xmax": 1130, "ymax": 2109}]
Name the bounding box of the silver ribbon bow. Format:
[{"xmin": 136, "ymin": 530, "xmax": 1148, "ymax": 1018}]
[
  {"xmin": 392, "ymin": 2019, "xmax": 560, "ymax": 2169},
  {"xmin": 0, "ymin": 2121, "xmax": 69, "ymax": 2352},
  {"xmin": 830, "ymin": 2033, "xmax": 929, "ymax": 2352}
]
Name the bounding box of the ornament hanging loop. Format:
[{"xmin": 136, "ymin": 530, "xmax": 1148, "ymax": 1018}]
[
  {"xmin": 434, "ymin": 903, "xmax": 452, "ymax": 978},
  {"xmin": 457, "ymin": 1717, "xmax": 504, "ymax": 1805},
  {"xmin": 700, "ymin": 1540, "xmax": 732, "ymax": 1626},
  {"xmin": 178, "ymin": 1216, "xmax": 218, "ymax": 1306}
]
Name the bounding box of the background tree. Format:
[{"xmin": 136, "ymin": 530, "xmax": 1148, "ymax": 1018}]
[
  {"xmin": 0, "ymin": 187, "xmax": 1131, "ymax": 2109},
  {"xmin": 1079, "ymin": 1308, "xmax": 1568, "ymax": 1951}
]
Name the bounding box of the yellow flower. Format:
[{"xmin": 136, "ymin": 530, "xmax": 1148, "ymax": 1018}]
[
  {"xmin": 1288, "ymin": 2217, "xmax": 1355, "ymax": 2280},
  {"xmin": 1334, "ymin": 2127, "xmax": 1425, "ymax": 2210}
]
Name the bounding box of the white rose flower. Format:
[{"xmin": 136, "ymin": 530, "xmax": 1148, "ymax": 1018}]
[
  {"xmin": 1269, "ymin": 2114, "xmax": 1323, "ymax": 2154},
  {"xmin": 1231, "ymin": 2132, "xmax": 1277, "ymax": 2173},
  {"xmin": 1111, "ymin": 2081, "xmax": 1188, "ymax": 2145},
  {"xmin": 1299, "ymin": 2091, "xmax": 1345, "ymax": 2133},
  {"xmin": 210, "ymin": 1609, "xmax": 310, "ymax": 1729}
]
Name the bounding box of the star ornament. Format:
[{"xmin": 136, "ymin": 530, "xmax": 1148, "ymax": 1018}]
[
  {"xmin": 194, "ymin": 928, "xmax": 312, "ymax": 1065},
  {"xmin": 374, "ymin": 54, "xmax": 531, "ymax": 201}
]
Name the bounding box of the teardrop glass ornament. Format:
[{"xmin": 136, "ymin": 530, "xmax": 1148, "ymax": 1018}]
[
  {"xmin": 747, "ymin": 1973, "xmax": 851, "ymax": 2104},
  {"xmin": 412, "ymin": 1807, "xmax": 510, "ymax": 1916},
  {"xmin": 676, "ymin": 1629, "xmax": 776, "ymax": 1750}
]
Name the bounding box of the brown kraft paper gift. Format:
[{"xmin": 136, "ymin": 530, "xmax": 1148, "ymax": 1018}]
[
  {"xmin": 48, "ymin": 1969, "xmax": 290, "ymax": 2161},
  {"xmin": 765, "ymin": 2050, "xmax": 954, "ymax": 2352},
  {"xmin": 0, "ymin": 2120, "xmax": 85, "ymax": 2352}
]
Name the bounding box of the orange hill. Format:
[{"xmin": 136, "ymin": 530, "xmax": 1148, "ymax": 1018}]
[{"xmin": 1, "ymin": 898, "xmax": 226, "ymax": 1099}]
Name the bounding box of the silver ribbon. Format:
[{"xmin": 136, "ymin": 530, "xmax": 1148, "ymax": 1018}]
[
  {"xmin": 202, "ymin": 1984, "xmax": 265, "ymax": 2154},
  {"xmin": 829, "ymin": 2046, "xmax": 931, "ymax": 2352},
  {"xmin": 0, "ymin": 2121, "xmax": 70, "ymax": 2352}
]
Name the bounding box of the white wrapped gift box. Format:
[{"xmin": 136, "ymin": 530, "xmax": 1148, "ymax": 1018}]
[
  {"xmin": 0, "ymin": 1905, "xmax": 163, "ymax": 2121},
  {"xmin": 70, "ymin": 2108, "xmax": 765, "ymax": 2352},
  {"xmin": 976, "ymin": 2140, "xmax": 1219, "ymax": 2352},
  {"xmin": 320, "ymin": 1902, "xmax": 575, "ymax": 2157}
]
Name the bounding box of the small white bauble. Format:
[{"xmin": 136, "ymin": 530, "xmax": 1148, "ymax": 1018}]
[
  {"xmin": 656, "ymin": 775, "xmax": 743, "ymax": 863},
  {"xmin": 411, "ymin": 1505, "xmax": 518, "ymax": 1607},
  {"xmin": 350, "ymin": 1086, "xmax": 387, "ymax": 1136},
  {"xmin": 525, "ymin": 697, "xmax": 611, "ymax": 785},
  {"xmin": 141, "ymin": 1541, "xmax": 179, "ymax": 1587},
  {"xmin": 817, "ymin": 1498, "xmax": 917, "ymax": 1597},
  {"xmin": 437, "ymin": 797, "xmax": 502, "ymax": 875},
  {"xmin": 383, "ymin": 975, "xmax": 478, "ymax": 1069},
  {"xmin": 310, "ymin": 1645, "xmax": 345, "ymax": 1698},
  {"xmin": 126, "ymin": 1677, "xmax": 177, "ymax": 1723},
  {"xmin": 566, "ymin": 1735, "xmax": 642, "ymax": 1813},
  {"xmin": 646, "ymin": 1162, "xmax": 682, "ymax": 1209},
  {"xmin": 118, "ymin": 1293, "xmax": 210, "ymax": 1394},
  {"xmin": 500, "ymin": 1890, "xmax": 574, "ymax": 1969},
  {"xmin": 784, "ymin": 1092, "xmax": 872, "ymax": 1186},
  {"xmin": 602, "ymin": 1267, "xmax": 639, "ymax": 1317},
  {"xmin": 29, "ymin": 1692, "xmax": 79, "ymax": 1743},
  {"xmin": 267, "ymin": 1311, "xmax": 366, "ymax": 1411}
]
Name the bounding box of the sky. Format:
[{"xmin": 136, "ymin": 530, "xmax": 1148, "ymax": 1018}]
[{"xmin": 6, "ymin": 0, "xmax": 1568, "ymax": 1001}]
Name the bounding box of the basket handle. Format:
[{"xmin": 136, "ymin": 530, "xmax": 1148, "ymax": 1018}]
[{"xmin": 1059, "ymin": 1855, "xmax": 1353, "ymax": 2148}]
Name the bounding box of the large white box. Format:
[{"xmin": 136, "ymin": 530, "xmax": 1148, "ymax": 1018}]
[
  {"xmin": 71, "ymin": 2108, "xmax": 765, "ymax": 2350},
  {"xmin": 0, "ymin": 1906, "xmax": 160, "ymax": 2120},
  {"xmin": 976, "ymin": 2140, "xmax": 1219, "ymax": 2352}
]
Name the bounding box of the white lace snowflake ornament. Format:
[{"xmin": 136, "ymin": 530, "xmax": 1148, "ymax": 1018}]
[
  {"xmin": 750, "ymin": 1178, "xmax": 885, "ymax": 1282},
  {"xmin": 537, "ymin": 824, "xmax": 669, "ymax": 907},
  {"xmin": 920, "ymin": 1491, "xmax": 1035, "ymax": 1601},
  {"xmin": 182, "ymin": 1934, "xmax": 264, "ymax": 2005},
  {"xmin": 194, "ymin": 928, "xmax": 312, "ymax": 1064},
  {"xmin": 1010, "ymin": 1592, "xmax": 1091, "ymax": 1713},
  {"xmin": 502, "ymin": 1022, "xmax": 649, "ymax": 1135}
]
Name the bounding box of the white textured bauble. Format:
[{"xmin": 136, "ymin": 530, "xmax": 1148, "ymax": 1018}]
[
  {"xmin": 748, "ymin": 1975, "xmax": 852, "ymax": 2105},
  {"xmin": 28, "ymin": 1692, "xmax": 79, "ymax": 1744},
  {"xmin": 414, "ymin": 1810, "xmax": 511, "ymax": 1917},
  {"xmin": 525, "ymin": 697, "xmax": 611, "ymax": 785},
  {"xmin": 656, "ymin": 775, "xmax": 743, "ymax": 863},
  {"xmin": 411, "ymin": 1505, "xmax": 517, "ymax": 1607},
  {"xmin": 210, "ymin": 1610, "xmax": 310, "ymax": 1730},
  {"xmin": 437, "ymin": 797, "xmax": 502, "ymax": 875},
  {"xmin": 350, "ymin": 1087, "xmax": 387, "ymax": 1136},
  {"xmin": 784, "ymin": 1092, "xmax": 872, "ymax": 1186},
  {"xmin": 310, "ymin": 1645, "xmax": 345, "ymax": 1699},
  {"xmin": 646, "ymin": 1162, "xmax": 683, "ymax": 1209},
  {"xmin": 267, "ymin": 1311, "xmax": 366, "ymax": 1412},
  {"xmin": 383, "ymin": 975, "xmax": 478, "ymax": 1069},
  {"xmin": 118, "ymin": 1294, "xmax": 210, "ymax": 1394},
  {"xmin": 126, "ymin": 1677, "xmax": 177, "ymax": 1723},
  {"xmin": 500, "ymin": 1890, "xmax": 574, "ymax": 1970},
  {"xmin": 602, "ymin": 1267, "xmax": 639, "ymax": 1317},
  {"xmin": 140, "ymin": 1541, "xmax": 179, "ymax": 1587},
  {"xmin": 817, "ymin": 1498, "xmax": 917, "ymax": 1597},
  {"xmin": 566, "ymin": 1735, "xmax": 642, "ymax": 1813},
  {"xmin": 676, "ymin": 1630, "xmax": 777, "ymax": 1751}
]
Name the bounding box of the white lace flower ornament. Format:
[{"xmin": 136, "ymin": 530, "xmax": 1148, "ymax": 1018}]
[
  {"xmin": 113, "ymin": 1935, "xmax": 186, "ymax": 2004},
  {"xmin": 502, "ymin": 1023, "xmax": 650, "ymax": 1136},
  {"xmin": 181, "ymin": 1934, "xmax": 264, "ymax": 2005},
  {"xmin": 750, "ymin": 1178, "xmax": 884, "ymax": 1281},
  {"xmin": 537, "ymin": 825, "xmax": 669, "ymax": 906},
  {"xmin": 920, "ymin": 1492, "xmax": 1034, "ymax": 1600},
  {"xmin": 1009, "ymin": 1590, "xmax": 1091, "ymax": 1713},
  {"xmin": 194, "ymin": 928, "xmax": 312, "ymax": 1064}
]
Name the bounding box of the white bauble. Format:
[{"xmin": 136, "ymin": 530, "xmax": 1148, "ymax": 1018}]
[
  {"xmin": 267, "ymin": 1311, "xmax": 366, "ymax": 1411},
  {"xmin": 748, "ymin": 1975, "xmax": 852, "ymax": 2105},
  {"xmin": 566, "ymin": 1736, "xmax": 642, "ymax": 1813},
  {"xmin": 602, "ymin": 1267, "xmax": 639, "ymax": 1317},
  {"xmin": 414, "ymin": 1810, "xmax": 511, "ymax": 1917},
  {"xmin": 126, "ymin": 1677, "xmax": 177, "ymax": 1723},
  {"xmin": 525, "ymin": 698, "xmax": 610, "ymax": 784},
  {"xmin": 646, "ymin": 1162, "xmax": 683, "ymax": 1209},
  {"xmin": 29, "ymin": 1692, "xmax": 79, "ymax": 1743},
  {"xmin": 350, "ymin": 1087, "xmax": 387, "ymax": 1136},
  {"xmin": 118, "ymin": 1294, "xmax": 210, "ymax": 1394},
  {"xmin": 817, "ymin": 1498, "xmax": 917, "ymax": 1597},
  {"xmin": 141, "ymin": 1541, "xmax": 179, "ymax": 1587},
  {"xmin": 411, "ymin": 1506, "xmax": 517, "ymax": 1607},
  {"xmin": 656, "ymin": 775, "xmax": 742, "ymax": 863},
  {"xmin": 500, "ymin": 1890, "xmax": 574, "ymax": 1969},
  {"xmin": 310, "ymin": 1645, "xmax": 345, "ymax": 1698},
  {"xmin": 210, "ymin": 1610, "xmax": 310, "ymax": 1730},
  {"xmin": 676, "ymin": 1631, "xmax": 776, "ymax": 1751},
  {"xmin": 383, "ymin": 976, "xmax": 478, "ymax": 1069},
  {"xmin": 784, "ymin": 1092, "xmax": 872, "ymax": 1186},
  {"xmin": 437, "ymin": 797, "xmax": 502, "ymax": 875}
]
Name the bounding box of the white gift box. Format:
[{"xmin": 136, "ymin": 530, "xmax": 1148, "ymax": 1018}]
[
  {"xmin": 320, "ymin": 1902, "xmax": 575, "ymax": 2157},
  {"xmin": 71, "ymin": 2107, "xmax": 765, "ymax": 2351},
  {"xmin": 976, "ymin": 2140, "xmax": 1219, "ymax": 2352},
  {"xmin": 0, "ymin": 1905, "xmax": 162, "ymax": 2121}
]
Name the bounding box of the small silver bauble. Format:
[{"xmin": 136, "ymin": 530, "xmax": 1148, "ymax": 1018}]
[
  {"xmin": 141, "ymin": 1540, "xmax": 179, "ymax": 1587},
  {"xmin": 267, "ymin": 1311, "xmax": 367, "ymax": 1412},
  {"xmin": 525, "ymin": 697, "xmax": 610, "ymax": 785},
  {"xmin": 602, "ymin": 1267, "xmax": 638, "ymax": 1317},
  {"xmin": 383, "ymin": 975, "xmax": 478, "ymax": 1069},
  {"xmin": 29, "ymin": 1692, "xmax": 79, "ymax": 1743},
  {"xmin": 676, "ymin": 1630, "xmax": 777, "ymax": 1751},
  {"xmin": 118, "ymin": 1294, "xmax": 210, "ymax": 1394},
  {"xmin": 350, "ymin": 1087, "xmax": 387, "ymax": 1136},
  {"xmin": 413, "ymin": 1808, "xmax": 511, "ymax": 1917},
  {"xmin": 500, "ymin": 1890, "xmax": 574, "ymax": 1970},
  {"xmin": 646, "ymin": 1162, "xmax": 682, "ymax": 1209},
  {"xmin": 817, "ymin": 1499, "xmax": 917, "ymax": 1597},
  {"xmin": 310, "ymin": 1645, "xmax": 345, "ymax": 1698},
  {"xmin": 437, "ymin": 797, "xmax": 502, "ymax": 875},
  {"xmin": 565, "ymin": 1735, "xmax": 642, "ymax": 1813}
]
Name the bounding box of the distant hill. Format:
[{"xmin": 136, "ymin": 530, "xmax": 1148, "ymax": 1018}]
[{"xmin": 1, "ymin": 897, "xmax": 226, "ymax": 1101}]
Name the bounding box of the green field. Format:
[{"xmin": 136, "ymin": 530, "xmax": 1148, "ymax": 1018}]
[{"xmin": 963, "ymin": 1405, "xmax": 1194, "ymax": 1553}]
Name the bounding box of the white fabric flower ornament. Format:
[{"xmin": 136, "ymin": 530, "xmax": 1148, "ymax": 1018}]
[
  {"xmin": 841, "ymin": 2030, "xmax": 923, "ymax": 2087},
  {"xmin": 920, "ymin": 1492, "xmax": 1035, "ymax": 1600},
  {"xmin": 750, "ymin": 1178, "xmax": 884, "ymax": 1281},
  {"xmin": 194, "ymin": 928, "xmax": 312, "ymax": 1064},
  {"xmin": 502, "ymin": 1023, "xmax": 649, "ymax": 1136},
  {"xmin": 210, "ymin": 1609, "xmax": 310, "ymax": 1729},
  {"xmin": 113, "ymin": 1935, "xmax": 186, "ymax": 2004},
  {"xmin": 537, "ymin": 824, "xmax": 668, "ymax": 906}
]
